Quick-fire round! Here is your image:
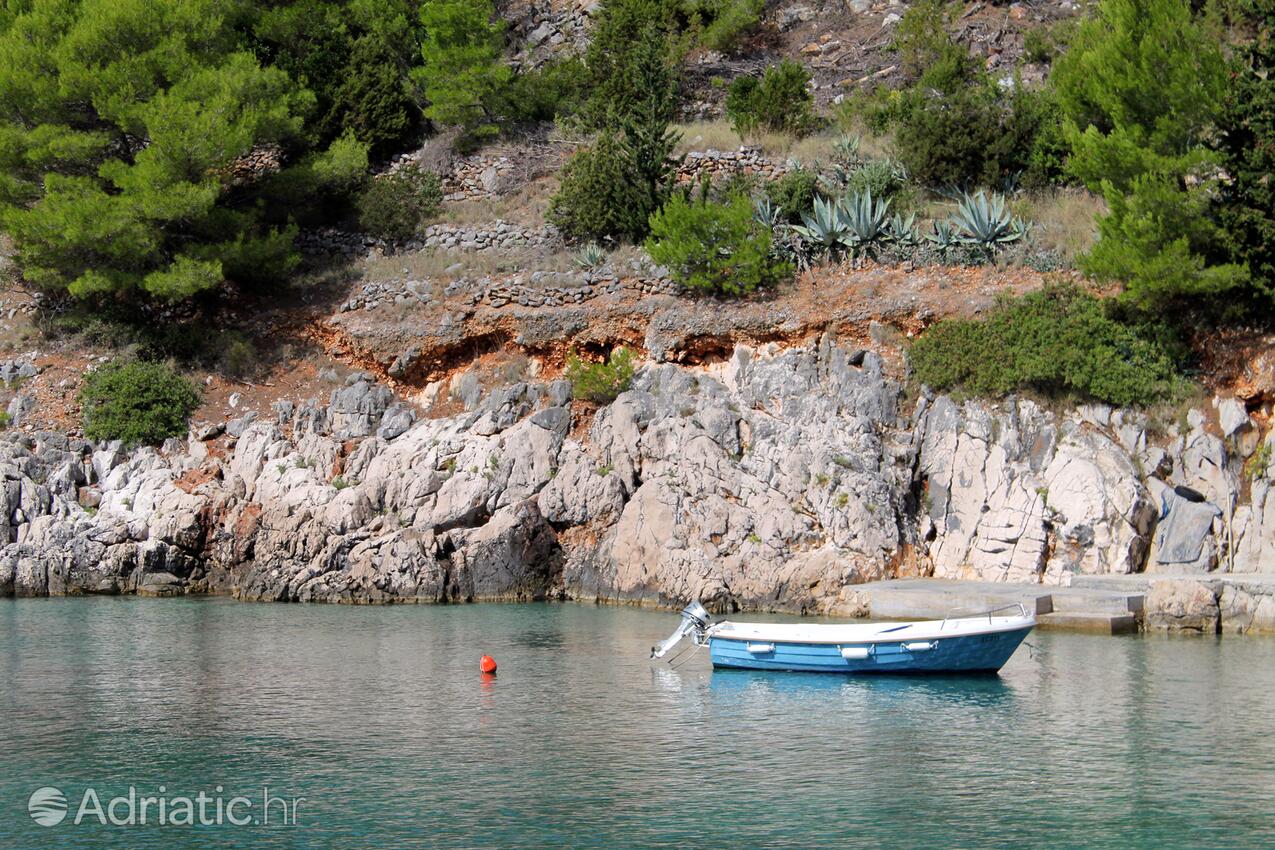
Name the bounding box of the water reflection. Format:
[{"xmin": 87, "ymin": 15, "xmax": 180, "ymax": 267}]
[{"xmin": 706, "ymin": 666, "xmax": 1016, "ymax": 707}]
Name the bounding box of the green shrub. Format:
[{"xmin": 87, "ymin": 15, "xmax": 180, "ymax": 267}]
[
  {"xmin": 686, "ymin": 0, "xmax": 766, "ymax": 52},
  {"xmin": 1023, "ymin": 29, "xmax": 1054, "ymax": 65},
  {"xmin": 725, "ymin": 61, "xmax": 819, "ymax": 138},
  {"xmin": 491, "ymin": 57, "xmax": 591, "ymax": 125},
  {"xmin": 891, "ymin": 82, "xmax": 1056, "ymax": 189},
  {"xmin": 764, "ymin": 169, "xmax": 821, "ymax": 223},
  {"xmin": 79, "ymin": 361, "xmax": 202, "ymax": 446},
  {"xmin": 217, "ymin": 332, "xmax": 257, "ymax": 379},
  {"xmin": 1021, "ymin": 92, "xmax": 1071, "ymax": 188},
  {"xmin": 252, "ymin": 0, "xmax": 424, "ymax": 154},
  {"xmin": 839, "ymin": 158, "xmax": 911, "ymax": 202},
  {"xmin": 893, "ymin": 0, "xmax": 981, "ymax": 91},
  {"xmin": 549, "ymin": 133, "xmax": 651, "ymax": 241},
  {"xmin": 565, "ymin": 348, "xmax": 638, "ymax": 403},
  {"xmin": 325, "ymin": 33, "xmax": 422, "ymax": 161},
  {"xmin": 909, "ymin": 284, "xmax": 1181, "ymax": 406},
  {"xmin": 356, "ymin": 165, "xmax": 442, "ymax": 241},
  {"xmin": 646, "ymin": 194, "xmax": 791, "ymax": 294},
  {"xmin": 864, "ymin": 0, "xmax": 1064, "ymax": 188}
]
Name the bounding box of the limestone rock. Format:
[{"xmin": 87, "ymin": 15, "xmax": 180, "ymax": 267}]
[
  {"xmin": 329, "ymin": 379, "xmax": 392, "ymax": 438},
  {"xmin": 0, "ymin": 340, "xmax": 1271, "ymax": 621},
  {"xmin": 1145, "ymin": 579, "xmax": 1220, "ymax": 632}
]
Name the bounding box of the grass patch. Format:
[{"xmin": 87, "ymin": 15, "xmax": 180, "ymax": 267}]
[
  {"xmin": 672, "ymin": 119, "xmax": 802, "ymax": 157},
  {"xmin": 362, "ymin": 247, "xmax": 577, "ymax": 283},
  {"xmin": 437, "ymin": 177, "xmax": 557, "ymax": 227},
  {"xmin": 1011, "ymin": 188, "xmax": 1105, "ymax": 263}
]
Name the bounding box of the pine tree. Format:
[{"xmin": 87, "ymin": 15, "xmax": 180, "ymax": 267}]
[
  {"xmin": 326, "ymin": 34, "xmax": 421, "ymax": 160},
  {"xmin": 1052, "ymin": 0, "xmax": 1226, "ymax": 192},
  {"xmin": 1215, "ymin": 0, "xmax": 1275, "ymax": 300},
  {"xmin": 615, "ymin": 22, "xmax": 681, "ymax": 232},
  {"xmin": 548, "ymin": 20, "xmax": 681, "ymax": 241},
  {"xmin": 417, "ymin": 0, "xmax": 511, "ymax": 135},
  {"xmin": 0, "ymin": 0, "xmax": 322, "ymax": 301},
  {"xmin": 581, "ymin": 0, "xmax": 682, "ymax": 130},
  {"xmin": 1052, "ymin": 0, "xmax": 1247, "ymax": 307}
]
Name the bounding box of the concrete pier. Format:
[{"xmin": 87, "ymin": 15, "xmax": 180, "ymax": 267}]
[{"xmin": 856, "ymin": 579, "xmax": 1145, "ymax": 634}]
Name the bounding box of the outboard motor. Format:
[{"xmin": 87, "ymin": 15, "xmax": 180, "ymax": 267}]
[{"xmin": 651, "ymin": 601, "xmax": 713, "ymax": 659}]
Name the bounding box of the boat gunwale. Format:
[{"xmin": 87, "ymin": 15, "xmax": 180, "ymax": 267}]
[{"xmin": 707, "ymin": 615, "xmax": 1036, "ymax": 646}]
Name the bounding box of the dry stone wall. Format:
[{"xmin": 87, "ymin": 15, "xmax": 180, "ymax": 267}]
[
  {"xmin": 299, "ymin": 222, "xmax": 560, "ymax": 258},
  {"xmin": 677, "ymin": 148, "xmax": 792, "ymax": 185},
  {"xmin": 439, "ymin": 155, "xmax": 519, "ymax": 201},
  {"xmin": 337, "ymin": 270, "xmax": 680, "ymax": 313}
]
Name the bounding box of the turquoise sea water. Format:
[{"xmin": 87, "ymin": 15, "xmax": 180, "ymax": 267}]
[{"xmin": 2, "ymin": 597, "xmax": 1273, "ymax": 849}]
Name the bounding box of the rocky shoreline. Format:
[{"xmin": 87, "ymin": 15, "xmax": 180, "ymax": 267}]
[{"xmin": 1, "ymin": 341, "xmax": 1271, "ymax": 634}]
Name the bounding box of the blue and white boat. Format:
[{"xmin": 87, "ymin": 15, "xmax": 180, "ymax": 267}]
[{"xmin": 651, "ymin": 601, "xmax": 1034, "ymax": 675}]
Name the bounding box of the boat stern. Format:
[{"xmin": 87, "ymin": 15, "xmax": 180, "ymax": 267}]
[{"xmin": 650, "ymin": 601, "xmax": 713, "ymax": 660}]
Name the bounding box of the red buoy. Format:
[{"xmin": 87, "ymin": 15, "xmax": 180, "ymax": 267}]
[{"xmin": 480, "ymin": 654, "xmax": 498, "ymax": 674}]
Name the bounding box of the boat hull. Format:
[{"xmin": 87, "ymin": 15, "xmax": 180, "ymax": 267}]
[{"xmin": 709, "ymin": 625, "xmax": 1033, "ymax": 674}]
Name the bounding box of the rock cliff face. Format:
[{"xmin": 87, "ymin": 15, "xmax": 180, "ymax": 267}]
[{"xmin": 1, "ymin": 342, "xmax": 1272, "ymax": 630}]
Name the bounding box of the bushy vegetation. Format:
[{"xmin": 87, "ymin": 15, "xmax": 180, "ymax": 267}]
[
  {"xmin": 581, "ymin": 0, "xmax": 763, "ymax": 121},
  {"xmin": 580, "ymin": 0, "xmax": 682, "ymax": 131},
  {"xmin": 647, "ymin": 194, "xmax": 791, "ymax": 294},
  {"xmin": 565, "ymin": 348, "xmax": 638, "ymax": 404},
  {"xmin": 251, "ymin": 0, "xmax": 423, "ymax": 159},
  {"xmin": 725, "ymin": 61, "xmax": 819, "ymax": 138},
  {"xmin": 356, "ymin": 166, "xmax": 443, "ymax": 241},
  {"xmin": 490, "ymin": 57, "xmax": 591, "ymax": 126},
  {"xmin": 836, "ymin": 158, "xmax": 911, "ymax": 204},
  {"xmin": 549, "ymin": 134, "xmax": 649, "ymax": 240},
  {"xmin": 910, "ymin": 285, "xmax": 1181, "ymax": 406},
  {"xmin": 325, "ymin": 31, "xmax": 422, "ymax": 160},
  {"xmin": 79, "ymin": 361, "xmax": 202, "ymax": 445},
  {"xmin": 850, "ymin": 0, "xmax": 1062, "ymax": 189},
  {"xmin": 684, "ymin": 0, "xmax": 766, "ymax": 53},
  {"xmin": 2, "ymin": 0, "xmax": 1272, "ymax": 415},
  {"xmin": 764, "ymin": 169, "xmax": 821, "ymax": 224}
]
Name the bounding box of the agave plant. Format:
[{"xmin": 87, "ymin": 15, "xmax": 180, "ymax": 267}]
[
  {"xmin": 887, "ymin": 212, "xmax": 921, "ymax": 248},
  {"xmin": 772, "ymin": 226, "xmax": 809, "ymax": 270},
  {"xmin": 836, "ymin": 189, "xmax": 892, "ymax": 259},
  {"xmin": 752, "ymin": 196, "xmax": 783, "ymax": 230},
  {"xmin": 792, "ymin": 195, "xmax": 849, "ymax": 256},
  {"xmin": 925, "ymin": 219, "xmax": 960, "ymax": 260},
  {"xmin": 950, "ymin": 191, "xmax": 1029, "ymax": 256},
  {"xmin": 572, "ymin": 242, "xmax": 608, "ymax": 270},
  {"xmin": 831, "ymin": 134, "xmax": 862, "ymax": 166}
]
